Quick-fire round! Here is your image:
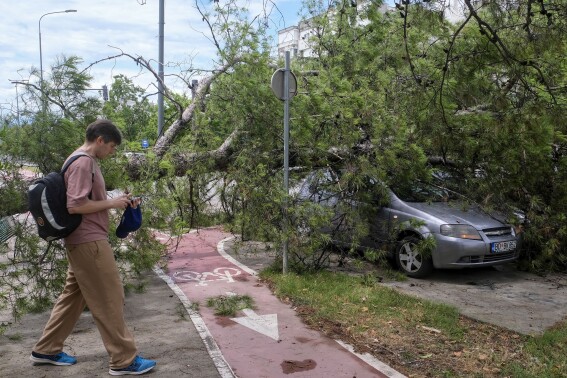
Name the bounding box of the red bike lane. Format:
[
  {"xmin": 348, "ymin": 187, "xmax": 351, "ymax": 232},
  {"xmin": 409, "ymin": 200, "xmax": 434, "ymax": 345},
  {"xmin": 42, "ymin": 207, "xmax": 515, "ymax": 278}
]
[{"xmin": 157, "ymin": 228, "xmax": 405, "ymax": 378}]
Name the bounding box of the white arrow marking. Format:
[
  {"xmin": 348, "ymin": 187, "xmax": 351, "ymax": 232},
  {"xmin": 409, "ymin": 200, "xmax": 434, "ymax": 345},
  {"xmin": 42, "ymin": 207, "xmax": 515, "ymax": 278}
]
[{"xmin": 230, "ymin": 309, "xmax": 279, "ymax": 341}]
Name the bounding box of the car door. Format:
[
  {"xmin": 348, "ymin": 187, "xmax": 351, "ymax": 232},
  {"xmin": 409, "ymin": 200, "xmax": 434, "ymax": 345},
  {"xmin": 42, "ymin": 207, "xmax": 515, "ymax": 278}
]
[
  {"xmin": 357, "ymin": 182, "xmax": 393, "ymax": 249},
  {"xmin": 298, "ymin": 170, "xmax": 341, "ymax": 235}
]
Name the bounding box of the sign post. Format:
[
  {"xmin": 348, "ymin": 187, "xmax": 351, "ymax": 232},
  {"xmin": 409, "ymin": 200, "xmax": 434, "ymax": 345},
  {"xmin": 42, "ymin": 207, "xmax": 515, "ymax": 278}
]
[{"xmin": 270, "ymin": 51, "xmax": 296, "ymax": 274}]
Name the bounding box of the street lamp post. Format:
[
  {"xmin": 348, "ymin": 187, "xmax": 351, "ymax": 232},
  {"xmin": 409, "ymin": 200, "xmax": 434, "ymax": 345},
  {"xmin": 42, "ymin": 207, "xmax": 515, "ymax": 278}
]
[
  {"xmin": 38, "ymin": 9, "xmax": 77, "ymax": 109},
  {"xmin": 9, "ymin": 79, "xmax": 28, "ymax": 126}
]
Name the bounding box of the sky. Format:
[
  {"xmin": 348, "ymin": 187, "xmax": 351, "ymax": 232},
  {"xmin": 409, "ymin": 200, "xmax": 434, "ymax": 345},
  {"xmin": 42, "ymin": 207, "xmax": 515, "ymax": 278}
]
[
  {"xmin": 0, "ymin": 0, "xmax": 303, "ymax": 118},
  {"xmin": 0, "ymin": 0, "xmax": 464, "ymax": 119}
]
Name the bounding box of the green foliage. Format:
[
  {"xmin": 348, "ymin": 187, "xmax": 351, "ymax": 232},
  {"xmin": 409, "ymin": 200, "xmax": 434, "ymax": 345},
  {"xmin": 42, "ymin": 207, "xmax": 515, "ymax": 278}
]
[
  {"xmin": 102, "ymin": 75, "xmax": 158, "ymax": 144},
  {"xmin": 0, "ymin": 62, "xmax": 167, "ymax": 323},
  {"xmin": 164, "ymin": 0, "xmax": 567, "ymax": 273},
  {"xmin": 0, "ymin": 160, "xmax": 28, "ymax": 216},
  {"xmin": 206, "ymin": 294, "xmax": 255, "ymax": 316},
  {"xmin": 47, "ymin": 56, "xmax": 102, "ymax": 120},
  {"xmin": 0, "ymin": 222, "xmax": 69, "ymax": 319},
  {"xmin": 1, "ymin": 115, "xmax": 84, "ymax": 175},
  {"xmin": 290, "ymin": 0, "xmax": 567, "ymax": 272},
  {"xmin": 395, "ymin": 3, "xmax": 567, "ymax": 272}
]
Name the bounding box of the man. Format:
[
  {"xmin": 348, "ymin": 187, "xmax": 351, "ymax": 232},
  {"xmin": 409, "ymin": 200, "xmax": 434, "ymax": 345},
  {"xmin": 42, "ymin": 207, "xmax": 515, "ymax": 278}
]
[{"xmin": 30, "ymin": 119, "xmax": 156, "ymax": 376}]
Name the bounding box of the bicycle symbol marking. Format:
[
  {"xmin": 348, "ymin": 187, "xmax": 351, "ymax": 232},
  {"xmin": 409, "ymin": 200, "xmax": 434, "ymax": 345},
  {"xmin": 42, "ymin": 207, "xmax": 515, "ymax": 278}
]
[{"xmin": 172, "ymin": 267, "xmax": 242, "ymax": 286}]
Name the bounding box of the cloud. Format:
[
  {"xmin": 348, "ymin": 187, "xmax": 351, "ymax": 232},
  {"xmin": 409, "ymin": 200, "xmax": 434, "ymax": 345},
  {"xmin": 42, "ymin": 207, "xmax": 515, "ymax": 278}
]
[{"xmin": 0, "ymin": 0, "xmax": 300, "ymax": 116}]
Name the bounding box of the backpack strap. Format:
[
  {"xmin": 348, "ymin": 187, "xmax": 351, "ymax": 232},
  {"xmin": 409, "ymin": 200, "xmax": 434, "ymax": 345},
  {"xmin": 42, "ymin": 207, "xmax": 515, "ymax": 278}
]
[
  {"xmin": 39, "ymin": 240, "xmax": 54, "ymax": 264},
  {"xmin": 61, "ymin": 152, "xmax": 93, "ymax": 175}
]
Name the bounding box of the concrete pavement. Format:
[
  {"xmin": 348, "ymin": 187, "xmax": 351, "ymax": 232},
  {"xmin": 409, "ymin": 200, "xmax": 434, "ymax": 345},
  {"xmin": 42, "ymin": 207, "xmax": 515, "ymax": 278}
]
[{"xmin": 0, "ymin": 266, "xmax": 222, "ymax": 377}]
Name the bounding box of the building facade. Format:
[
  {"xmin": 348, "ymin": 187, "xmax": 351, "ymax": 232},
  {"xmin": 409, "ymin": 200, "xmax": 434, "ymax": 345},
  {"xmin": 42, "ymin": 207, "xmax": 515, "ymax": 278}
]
[
  {"xmin": 277, "ymin": 19, "xmax": 316, "ymax": 59},
  {"xmin": 276, "ymin": 1, "xmax": 467, "ymax": 59}
]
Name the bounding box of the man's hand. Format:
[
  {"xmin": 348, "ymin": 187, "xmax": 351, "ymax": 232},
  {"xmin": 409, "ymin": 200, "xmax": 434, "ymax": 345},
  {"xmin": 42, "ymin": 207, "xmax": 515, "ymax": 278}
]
[
  {"xmin": 112, "ymin": 195, "xmax": 132, "ymax": 210},
  {"xmin": 129, "ymin": 197, "xmax": 142, "ymax": 209}
]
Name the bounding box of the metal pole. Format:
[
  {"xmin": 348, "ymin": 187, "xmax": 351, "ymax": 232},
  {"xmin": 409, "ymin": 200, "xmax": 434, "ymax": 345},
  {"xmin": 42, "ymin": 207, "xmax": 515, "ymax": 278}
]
[
  {"xmin": 15, "ymin": 84, "xmax": 20, "ymax": 126},
  {"xmin": 282, "ymin": 51, "xmax": 291, "ymax": 274},
  {"xmin": 38, "ymin": 10, "xmax": 77, "ymax": 111},
  {"xmin": 157, "ymin": 0, "xmax": 165, "ymax": 137},
  {"xmin": 9, "ymin": 79, "xmax": 27, "ymax": 126},
  {"xmin": 39, "ymin": 22, "xmax": 44, "ymax": 88}
]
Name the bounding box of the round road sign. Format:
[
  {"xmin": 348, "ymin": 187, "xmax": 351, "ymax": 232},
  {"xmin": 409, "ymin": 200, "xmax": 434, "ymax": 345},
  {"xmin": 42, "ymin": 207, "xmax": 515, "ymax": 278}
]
[{"xmin": 270, "ymin": 69, "xmax": 298, "ymax": 100}]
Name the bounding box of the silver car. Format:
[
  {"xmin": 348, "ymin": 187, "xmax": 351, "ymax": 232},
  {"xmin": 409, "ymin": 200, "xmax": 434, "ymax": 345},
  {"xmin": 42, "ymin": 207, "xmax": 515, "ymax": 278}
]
[{"xmin": 298, "ymin": 169, "xmax": 520, "ymax": 277}]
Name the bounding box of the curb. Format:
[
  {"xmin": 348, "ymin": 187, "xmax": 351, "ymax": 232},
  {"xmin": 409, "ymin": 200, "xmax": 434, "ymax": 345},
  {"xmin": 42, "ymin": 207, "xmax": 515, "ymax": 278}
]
[{"xmin": 153, "ymin": 266, "xmax": 236, "ymax": 378}]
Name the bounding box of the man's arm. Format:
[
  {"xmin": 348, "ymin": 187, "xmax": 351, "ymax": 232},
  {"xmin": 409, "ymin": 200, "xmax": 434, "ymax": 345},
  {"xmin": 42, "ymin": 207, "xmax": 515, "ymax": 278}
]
[{"xmin": 68, "ymin": 195, "xmax": 133, "ymax": 215}]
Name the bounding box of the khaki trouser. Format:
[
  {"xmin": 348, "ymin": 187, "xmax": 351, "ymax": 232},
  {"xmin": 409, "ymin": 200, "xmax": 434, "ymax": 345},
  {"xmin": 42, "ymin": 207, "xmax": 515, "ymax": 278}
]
[{"xmin": 33, "ymin": 240, "xmax": 137, "ymax": 369}]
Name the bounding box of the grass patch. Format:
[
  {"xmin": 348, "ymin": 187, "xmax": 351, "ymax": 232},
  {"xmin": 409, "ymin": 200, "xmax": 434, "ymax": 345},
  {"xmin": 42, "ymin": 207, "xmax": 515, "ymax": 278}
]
[
  {"xmin": 123, "ymin": 279, "xmax": 147, "ymax": 296},
  {"xmin": 175, "ymin": 303, "xmax": 188, "ymax": 320},
  {"xmin": 502, "ymin": 321, "xmax": 567, "ymax": 377},
  {"xmin": 260, "ymin": 269, "xmax": 567, "ymax": 377},
  {"xmin": 189, "ymin": 302, "xmax": 200, "ymax": 312},
  {"xmin": 206, "ymin": 294, "xmax": 254, "ymax": 316},
  {"xmin": 262, "ymin": 269, "xmax": 463, "ymax": 338}
]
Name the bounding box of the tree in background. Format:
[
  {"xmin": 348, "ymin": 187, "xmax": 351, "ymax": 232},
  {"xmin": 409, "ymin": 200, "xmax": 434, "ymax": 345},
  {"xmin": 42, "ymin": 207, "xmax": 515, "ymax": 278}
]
[
  {"xmin": 0, "ymin": 59, "xmax": 163, "ymax": 322},
  {"xmin": 102, "ymin": 75, "xmax": 157, "ymax": 148}
]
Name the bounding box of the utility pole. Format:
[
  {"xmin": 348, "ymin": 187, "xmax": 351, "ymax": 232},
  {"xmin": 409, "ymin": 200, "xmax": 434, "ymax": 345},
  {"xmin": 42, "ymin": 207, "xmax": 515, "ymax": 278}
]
[
  {"xmin": 157, "ymin": 0, "xmax": 165, "ymax": 137},
  {"xmin": 137, "ymin": 0, "xmax": 164, "ymax": 137},
  {"xmin": 9, "ymin": 79, "xmax": 28, "ymax": 126},
  {"xmin": 38, "ymin": 10, "xmax": 77, "ymax": 111}
]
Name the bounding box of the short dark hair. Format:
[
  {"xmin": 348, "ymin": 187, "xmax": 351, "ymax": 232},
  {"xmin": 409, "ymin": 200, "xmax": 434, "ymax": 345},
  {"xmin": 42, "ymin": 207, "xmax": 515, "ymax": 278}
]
[{"xmin": 86, "ymin": 119, "xmax": 122, "ymax": 145}]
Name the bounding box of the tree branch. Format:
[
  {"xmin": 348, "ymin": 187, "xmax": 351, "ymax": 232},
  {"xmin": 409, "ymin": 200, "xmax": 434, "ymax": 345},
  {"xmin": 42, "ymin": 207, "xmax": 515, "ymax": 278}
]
[{"xmin": 153, "ymin": 58, "xmax": 242, "ymax": 158}]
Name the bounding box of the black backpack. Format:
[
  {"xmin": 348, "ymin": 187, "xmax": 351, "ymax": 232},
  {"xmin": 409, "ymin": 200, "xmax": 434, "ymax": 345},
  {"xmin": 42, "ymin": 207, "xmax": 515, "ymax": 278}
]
[{"xmin": 27, "ymin": 153, "xmax": 93, "ymax": 242}]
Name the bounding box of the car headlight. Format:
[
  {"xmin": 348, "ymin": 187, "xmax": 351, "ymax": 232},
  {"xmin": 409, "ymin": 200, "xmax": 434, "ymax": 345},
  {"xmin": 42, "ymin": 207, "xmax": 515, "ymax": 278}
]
[{"xmin": 440, "ymin": 224, "xmax": 482, "ymax": 240}]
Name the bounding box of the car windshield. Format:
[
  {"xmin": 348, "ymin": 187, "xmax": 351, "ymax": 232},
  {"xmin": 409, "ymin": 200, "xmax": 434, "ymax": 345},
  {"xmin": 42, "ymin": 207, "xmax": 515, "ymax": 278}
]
[{"xmin": 390, "ymin": 181, "xmax": 461, "ymax": 203}]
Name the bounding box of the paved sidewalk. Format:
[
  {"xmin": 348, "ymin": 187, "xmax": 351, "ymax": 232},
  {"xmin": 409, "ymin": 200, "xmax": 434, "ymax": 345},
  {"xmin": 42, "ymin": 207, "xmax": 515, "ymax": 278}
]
[{"xmin": 0, "ymin": 269, "xmax": 221, "ymax": 377}]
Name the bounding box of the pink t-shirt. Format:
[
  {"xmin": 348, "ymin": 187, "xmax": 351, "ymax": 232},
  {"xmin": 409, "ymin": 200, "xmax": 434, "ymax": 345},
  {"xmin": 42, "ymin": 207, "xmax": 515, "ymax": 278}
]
[{"xmin": 63, "ymin": 152, "xmax": 109, "ymax": 245}]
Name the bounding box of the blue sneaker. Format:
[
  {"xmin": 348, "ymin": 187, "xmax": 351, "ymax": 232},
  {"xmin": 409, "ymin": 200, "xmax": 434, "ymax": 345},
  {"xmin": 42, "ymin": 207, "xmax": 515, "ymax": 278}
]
[
  {"xmin": 30, "ymin": 351, "xmax": 77, "ymax": 366},
  {"xmin": 108, "ymin": 355, "xmax": 156, "ymax": 376}
]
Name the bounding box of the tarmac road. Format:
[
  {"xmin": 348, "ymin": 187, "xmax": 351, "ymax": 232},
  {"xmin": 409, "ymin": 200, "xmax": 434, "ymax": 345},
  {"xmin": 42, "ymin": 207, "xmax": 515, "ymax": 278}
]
[{"xmin": 380, "ymin": 264, "xmax": 567, "ymax": 336}]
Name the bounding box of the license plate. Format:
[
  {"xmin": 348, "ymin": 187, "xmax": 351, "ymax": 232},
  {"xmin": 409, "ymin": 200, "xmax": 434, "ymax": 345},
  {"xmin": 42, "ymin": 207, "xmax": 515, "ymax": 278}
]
[{"xmin": 491, "ymin": 240, "xmax": 517, "ymax": 253}]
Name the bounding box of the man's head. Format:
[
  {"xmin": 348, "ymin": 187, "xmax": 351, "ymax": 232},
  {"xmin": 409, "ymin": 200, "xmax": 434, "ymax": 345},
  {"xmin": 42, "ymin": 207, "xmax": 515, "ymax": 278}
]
[
  {"xmin": 85, "ymin": 119, "xmax": 122, "ymax": 159},
  {"xmin": 86, "ymin": 119, "xmax": 122, "ymax": 144}
]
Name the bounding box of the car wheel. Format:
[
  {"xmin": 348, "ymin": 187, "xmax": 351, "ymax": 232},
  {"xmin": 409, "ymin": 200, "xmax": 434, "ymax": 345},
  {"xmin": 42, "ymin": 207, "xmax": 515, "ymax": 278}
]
[{"xmin": 395, "ymin": 236, "xmax": 433, "ymax": 278}]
